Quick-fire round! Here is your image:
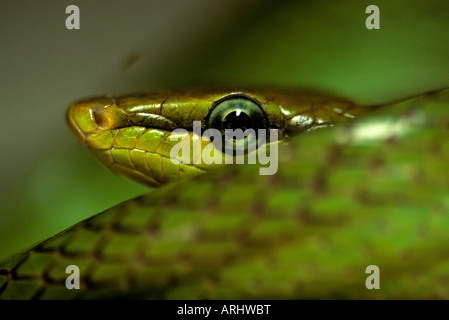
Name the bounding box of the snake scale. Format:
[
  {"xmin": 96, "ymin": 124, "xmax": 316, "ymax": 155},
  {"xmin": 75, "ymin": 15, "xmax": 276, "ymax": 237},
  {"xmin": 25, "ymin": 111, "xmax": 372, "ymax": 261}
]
[{"xmin": 0, "ymin": 87, "xmax": 448, "ymax": 299}]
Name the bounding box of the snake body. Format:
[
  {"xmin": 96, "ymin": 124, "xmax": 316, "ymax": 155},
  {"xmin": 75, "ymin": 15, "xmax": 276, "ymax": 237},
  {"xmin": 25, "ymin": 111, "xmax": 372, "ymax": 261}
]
[{"xmin": 1, "ymin": 87, "xmax": 448, "ymax": 299}]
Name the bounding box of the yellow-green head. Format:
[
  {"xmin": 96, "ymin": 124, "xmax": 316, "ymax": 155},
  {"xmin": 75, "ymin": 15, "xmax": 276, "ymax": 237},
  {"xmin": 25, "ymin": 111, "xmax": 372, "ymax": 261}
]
[{"xmin": 67, "ymin": 88, "xmax": 362, "ymax": 186}]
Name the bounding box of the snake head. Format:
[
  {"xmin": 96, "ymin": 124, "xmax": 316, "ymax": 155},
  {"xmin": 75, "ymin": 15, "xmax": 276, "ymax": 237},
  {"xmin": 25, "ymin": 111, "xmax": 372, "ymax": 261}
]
[{"xmin": 67, "ymin": 89, "xmax": 362, "ymax": 187}]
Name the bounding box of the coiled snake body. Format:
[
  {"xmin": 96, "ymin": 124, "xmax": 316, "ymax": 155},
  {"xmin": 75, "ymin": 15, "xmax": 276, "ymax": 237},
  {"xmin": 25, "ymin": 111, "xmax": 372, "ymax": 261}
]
[{"xmin": 1, "ymin": 87, "xmax": 448, "ymax": 299}]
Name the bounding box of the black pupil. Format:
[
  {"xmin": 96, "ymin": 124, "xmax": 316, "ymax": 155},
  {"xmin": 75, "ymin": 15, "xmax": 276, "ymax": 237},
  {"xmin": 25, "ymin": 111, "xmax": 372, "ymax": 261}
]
[{"xmin": 222, "ymin": 110, "xmax": 253, "ymax": 131}]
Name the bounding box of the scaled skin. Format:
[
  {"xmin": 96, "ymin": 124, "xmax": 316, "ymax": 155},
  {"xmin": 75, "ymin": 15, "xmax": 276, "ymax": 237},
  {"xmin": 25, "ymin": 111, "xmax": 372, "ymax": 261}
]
[
  {"xmin": 2, "ymin": 88, "xmax": 448, "ymax": 299},
  {"xmin": 66, "ymin": 88, "xmax": 372, "ymax": 186}
]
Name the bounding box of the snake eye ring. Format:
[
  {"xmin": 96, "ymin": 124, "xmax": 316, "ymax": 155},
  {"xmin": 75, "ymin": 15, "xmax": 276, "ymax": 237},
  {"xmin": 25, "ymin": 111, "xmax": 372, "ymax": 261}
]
[{"xmin": 206, "ymin": 93, "xmax": 269, "ymax": 155}]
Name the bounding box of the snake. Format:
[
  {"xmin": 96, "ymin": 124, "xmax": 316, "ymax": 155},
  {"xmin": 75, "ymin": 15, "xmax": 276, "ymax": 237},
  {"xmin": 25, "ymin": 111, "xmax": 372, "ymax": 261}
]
[{"xmin": 0, "ymin": 86, "xmax": 448, "ymax": 299}]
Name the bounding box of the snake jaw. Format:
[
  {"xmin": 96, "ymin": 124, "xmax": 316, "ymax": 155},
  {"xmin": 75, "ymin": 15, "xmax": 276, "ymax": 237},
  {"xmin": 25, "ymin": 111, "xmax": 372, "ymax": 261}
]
[{"xmin": 67, "ymin": 96, "xmax": 209, "ymax": 186}]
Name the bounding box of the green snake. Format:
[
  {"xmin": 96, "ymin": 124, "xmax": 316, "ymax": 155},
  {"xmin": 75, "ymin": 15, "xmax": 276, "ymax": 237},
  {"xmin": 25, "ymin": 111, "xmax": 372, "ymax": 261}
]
[{"xmin": 1, "ymin": 86, "xmax": 449, "ymax": 299}]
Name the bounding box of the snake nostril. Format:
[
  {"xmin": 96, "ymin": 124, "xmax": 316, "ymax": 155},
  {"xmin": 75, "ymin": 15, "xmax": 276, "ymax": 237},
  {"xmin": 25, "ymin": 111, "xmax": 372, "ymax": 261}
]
[{"xmin": 93, "ymin": 109, "xmax": 108, "ymax": 128}]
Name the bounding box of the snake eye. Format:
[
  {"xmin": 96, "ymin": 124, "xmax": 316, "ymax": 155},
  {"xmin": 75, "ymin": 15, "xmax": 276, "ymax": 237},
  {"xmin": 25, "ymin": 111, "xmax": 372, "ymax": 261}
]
[{"xmin": 206, "ymin": 94, "xmax": 269, "ymax": 155}]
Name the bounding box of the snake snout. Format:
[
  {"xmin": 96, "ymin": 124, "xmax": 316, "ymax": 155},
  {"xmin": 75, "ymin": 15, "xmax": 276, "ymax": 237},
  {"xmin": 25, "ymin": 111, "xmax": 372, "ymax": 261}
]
[{"xmin": 66, "ymin": 97, "xmax": 120, "ymax": 141}]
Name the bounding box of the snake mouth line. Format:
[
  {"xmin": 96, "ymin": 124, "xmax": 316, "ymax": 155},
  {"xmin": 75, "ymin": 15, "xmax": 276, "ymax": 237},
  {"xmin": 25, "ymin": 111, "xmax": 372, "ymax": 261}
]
[
  {"xmin": 67, "ymin": 100, "xmax": 180, "ymax": 146},
  {"xmin": 66, "ymin": 89, "xmax": 371, "ymax": 186}
]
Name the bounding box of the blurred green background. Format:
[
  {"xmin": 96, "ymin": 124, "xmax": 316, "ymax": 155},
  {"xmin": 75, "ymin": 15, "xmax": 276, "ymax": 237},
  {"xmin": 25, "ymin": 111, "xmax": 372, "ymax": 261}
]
[{"xmin": 0, "ymin": 0, "xmax": 448, "ymax": 261}]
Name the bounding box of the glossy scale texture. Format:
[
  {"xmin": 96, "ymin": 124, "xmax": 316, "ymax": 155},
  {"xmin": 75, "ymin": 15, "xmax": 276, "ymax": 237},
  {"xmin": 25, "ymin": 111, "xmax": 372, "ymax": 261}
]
[{"xmin": 1, "ymin": 88, "xmax": 448, "ymax": 299}]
